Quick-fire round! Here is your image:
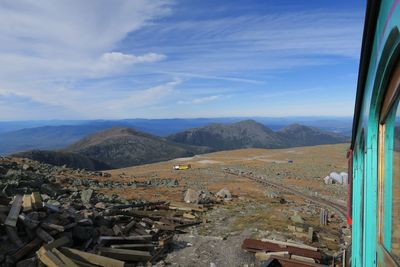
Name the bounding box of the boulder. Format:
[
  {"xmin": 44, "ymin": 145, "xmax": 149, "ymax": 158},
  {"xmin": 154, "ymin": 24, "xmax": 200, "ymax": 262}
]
[
  {"xmin": 265, "ymin": 190, "xmax": 279, "ymax": 199},
  {"xmin": 198, "ymin": 190, "xmax": 212, "ymax": 204},
  {"xmin": 184, "ymin": 189, "xmax": 199, "ymax": 203},
  {"xmin": 290, "ymin": 212, "xmax": 304, "ymax": 224},
  {"xmin": 81, "ymin": 189, "xmax": 94, "ymax": 204},
  {"xmin": 40, "ymin": 183, "xmax": 63, "ymax": 197},
  {"xmin": 216, "ymin": 188, "xmax": 232, "ymax": 200}
]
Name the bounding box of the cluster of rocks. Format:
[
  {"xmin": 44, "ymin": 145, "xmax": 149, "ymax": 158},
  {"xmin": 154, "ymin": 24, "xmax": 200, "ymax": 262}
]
[
  {"xmin": 64, "ymin": 177, "xmax": 179, "ymax": 190},
  {"xmin": 0, "ymin": 157, "xmax": 209, "ymax": 266},
  {"xmin": 183, "ymin": 188, "xmax": 232, "ymax": 204}
]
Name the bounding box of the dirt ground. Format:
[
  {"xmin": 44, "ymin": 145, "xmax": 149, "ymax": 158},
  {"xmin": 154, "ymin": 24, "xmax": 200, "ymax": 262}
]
[{"xmin": 96, "ymin": 144, "xmax": 349, "ymax": 266}]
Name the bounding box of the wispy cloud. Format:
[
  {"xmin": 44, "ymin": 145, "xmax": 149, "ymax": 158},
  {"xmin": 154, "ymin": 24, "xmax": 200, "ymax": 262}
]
[
  {"xmin": 178, "ymin": 95, "xmax": 220, "ymax": 105},
  {"xmin": 160, "ymin": 72, "xmax": 264, "ymax": 84},
  {"xmin": 0, "ymin": 1, "xmax": 363, "ymax": 119}
]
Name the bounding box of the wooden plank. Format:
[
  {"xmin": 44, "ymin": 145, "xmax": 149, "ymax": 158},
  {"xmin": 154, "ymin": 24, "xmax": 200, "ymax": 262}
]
[
  {"xmin": 31, "ymin": 192, "xmax": 42, "ymax": 210},
  {"xmin": 37, "ymin": 247, "xmax": 67, "ymax": 267},
  {"xmin": 41, "ymin": 223, "xmax": 65, "ymax": 232},
  {"xmin": 59, "ymin": 247, "xmax": 125, "ymax": 267},
  {"xmin": 98, "ymin": 235, "xmax": 152, "ymax": 245},
  {"xmin": 169, "ymin": 201, "xmax": 205, "ymax": 212},
  {"xmin": 51, "ymin": 248, "xmax": 80, "ymax": 267},
  {"xmin": 36, "ymin": 227, "xmax": 55, "ymax": 243},
  {"xmin": 10, "ymin": 238, "xmax": 42, "ymax": 262},
  {"xmin": 110, "ymin": 243, "xmax": 155, "ymax": 250},
  {"xmin": 43, "ymin": 236, "xmax": 72, "ymax": 251},
  {"xmin": 18, "ymin": 213, "xmax": 40, "ymax": 229},
  {"xmin": 242, "ymin": 239, "xmax": 322, "ymax": 260},
  {"xmin": 22, "ymin": 194, "xmax": 32, "ymax": 212},
  {"xmin": 98, "ymin": 247, "xmax": 151, "ymax": 262},
  {"xmin": 5, "ymin": 194, "xmax": 23, "ymax": 227}
]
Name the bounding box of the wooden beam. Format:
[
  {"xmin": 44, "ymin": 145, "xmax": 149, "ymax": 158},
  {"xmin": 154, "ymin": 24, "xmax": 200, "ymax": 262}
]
[
  {"xmin": 51, "ymin": 248, "xmax": 80, "ymax": 267},
  {"xmin": 98, "ymin": 247, "xmax": 151, "ymax": 262},
  {"xmin": 43, "ymin": 236, "xmax": 72, "ymax": 251},
  {"xmin": 22, "ymin": 194, "xmax": 32, "ymax": 212},
  {"xmin": 10, "ymin": 238, "xmax": 42, "ymax": 262},
  {"xmin": 37, "ymin": 247, "xmax": 67, "ymax": 267},
  {"xmin": 5, "ymin": 194, "xmax": 23, "ymax": 227},
  {"xmin": 59, "ymin": 247, "xmax": 125, "ymax": 267},
  {"xmin": 31, "ymin": 192, "xmax": 42, "ymax": 210},
  {"xmin": 97, "ymin": 235, "xmax": 152, "ymax": 245},
  {"xmin": 36, "ymin": 227, "xmax": 54, "ymax": 243},
  {"xmin": 110, "ymin": 243, "xmax": 155, "ymax": 250}
]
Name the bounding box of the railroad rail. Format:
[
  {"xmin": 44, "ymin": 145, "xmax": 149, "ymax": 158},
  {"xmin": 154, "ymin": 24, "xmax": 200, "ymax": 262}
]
[{"xmin": 224, "ymin": 169, "xmax": 347, "ymax": 220}]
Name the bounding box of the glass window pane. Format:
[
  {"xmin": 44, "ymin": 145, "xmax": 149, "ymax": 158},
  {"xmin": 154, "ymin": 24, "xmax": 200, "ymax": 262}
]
[{"xmin": 384, "ymin": 101, "xmax": 400, "ymax": 263}]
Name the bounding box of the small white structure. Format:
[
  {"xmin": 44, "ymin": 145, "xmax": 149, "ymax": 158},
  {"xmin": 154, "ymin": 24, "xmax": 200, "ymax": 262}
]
[{"xmin": 325, "ymin": 172, "xmax": 349, "ymax": 185}]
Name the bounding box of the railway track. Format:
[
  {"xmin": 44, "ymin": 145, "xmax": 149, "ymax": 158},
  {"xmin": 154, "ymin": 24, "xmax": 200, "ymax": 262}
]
[{"xmin": 224, "ymin": 169, "xmax": 347, "ymax": 220}]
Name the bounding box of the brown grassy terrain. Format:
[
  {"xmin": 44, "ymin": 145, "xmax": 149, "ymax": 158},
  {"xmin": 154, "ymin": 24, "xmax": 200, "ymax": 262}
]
[{"xmin": 86, "ymin": 144, "xmax": 349, "ymax": 258}]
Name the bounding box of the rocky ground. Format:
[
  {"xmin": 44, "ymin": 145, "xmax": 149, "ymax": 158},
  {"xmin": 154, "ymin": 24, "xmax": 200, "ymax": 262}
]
[{"xmin": 0, "ymin": 144, "xmax": 349, "ymax": 266}]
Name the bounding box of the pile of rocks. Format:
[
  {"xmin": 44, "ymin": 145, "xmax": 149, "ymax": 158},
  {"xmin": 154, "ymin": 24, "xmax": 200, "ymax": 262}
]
[
  {"xmin": 0, "ymin": 157, "xmax": 208, "ymax": 266},
  {"xmin": 183, "ymin": 188, "xmax": 232, "ymax": 204}
]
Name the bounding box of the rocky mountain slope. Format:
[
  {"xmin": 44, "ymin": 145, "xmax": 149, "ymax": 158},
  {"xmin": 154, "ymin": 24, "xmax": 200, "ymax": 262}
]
[
  {"xmin": 277, "ymin": 124, "xmax": 349, "ymax": 146},
  {"xmin": 11, "ymin": 150, "xmax": 111, "ymax": 171},
  {"xmin": 63, "ymin": 127, "xmax": 206, "ymax": 168},
  {"xmin": 168, "ymin": 120, "xmax": 348, "ymax": 149}
]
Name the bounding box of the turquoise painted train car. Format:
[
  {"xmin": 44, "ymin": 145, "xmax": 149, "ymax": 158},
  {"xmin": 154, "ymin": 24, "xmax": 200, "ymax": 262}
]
[{"xmin": 351, "ymin": 0, "xmax": 400, "ymax": 266}]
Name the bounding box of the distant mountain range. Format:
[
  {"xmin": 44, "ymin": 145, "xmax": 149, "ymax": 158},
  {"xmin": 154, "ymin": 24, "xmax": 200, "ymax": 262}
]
[
  {"xmin": 10, "ymin": 120, "xmax": 349, "ymax": 170},
  {"xmin": 167, "ymin": 120, "xmax": 349, "ymax": 150},
  {"xmin": 0, "ymin": 117, "xmax": 352, "ymax": 155}
]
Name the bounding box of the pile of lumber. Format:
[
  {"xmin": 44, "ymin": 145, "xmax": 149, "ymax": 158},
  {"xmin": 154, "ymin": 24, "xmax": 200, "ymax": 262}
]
[
  {"xmin": 0, "ymin": 193, "xmax": 211, "ymax": 266},
  {"xmin": 242, "ymin": 238, "xmax": 327, "ymax": 267}
]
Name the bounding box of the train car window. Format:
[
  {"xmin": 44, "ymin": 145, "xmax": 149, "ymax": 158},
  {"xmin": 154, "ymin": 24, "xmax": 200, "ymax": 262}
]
[
  {"xmin": 383, "ymin": 100, "xmax": 400, "ymax": 263},
  {"xmin": 379, "ymin": 62, "xmax": 400, "ymax": 265},
  {"xmin": 392, "ymin": 106, "xmax": 400, "ymax": 262}
]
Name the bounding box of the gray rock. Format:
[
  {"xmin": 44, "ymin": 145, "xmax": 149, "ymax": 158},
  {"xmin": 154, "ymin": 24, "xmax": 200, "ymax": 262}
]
[
  {"xmin": 216, "ymin": 188, "xmax": 232, "ymax": 200},
  {"xmin": 290, "ymin": 213, "xmax": 304, "ymax": 224},
  {"xmin": 40, "ymin": 183, "xmax": 62, "ymax": 197},
  {"xmin": 184, "ymin": 189, "xmax": 200, "ymax": 203},
  {"xmin": 22, "ymin": 164, "xmax": 33, "ymax": 171},
  {"xmin": 81, "ymin": 189, "xmax": 93, "ymax": 204}
]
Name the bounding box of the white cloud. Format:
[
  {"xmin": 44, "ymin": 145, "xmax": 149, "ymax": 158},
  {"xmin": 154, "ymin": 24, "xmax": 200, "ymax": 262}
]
[
  {"xmin": 110, "ymin": 79, "xmax": 182, "ymax": 109},
  {"xmin": 0, "ymin": 0, "xmax": 171, "ymax": 97},
  {"xmin": 95, "ymin": 52, "xmax": 166, "ymax": 74},
  {"xmin": 178, "ymin": 95, "xmax": 220, "ymax": 105}
]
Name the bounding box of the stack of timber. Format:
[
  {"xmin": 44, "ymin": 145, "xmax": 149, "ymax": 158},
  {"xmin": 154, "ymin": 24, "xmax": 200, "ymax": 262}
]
[
  {"xmin": 242, "ymin": 238, "xmax": 328, "ymax": 267},
  {"xmin": 0, "ymin": 192, "xmax": 211, "ymax": 266}
]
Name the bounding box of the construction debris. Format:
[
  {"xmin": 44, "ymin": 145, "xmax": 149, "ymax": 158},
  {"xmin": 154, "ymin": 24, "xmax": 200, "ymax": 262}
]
[
  {"xmin": 242, "ymin": 238, "xmax": 324, "ymax": 265},
  {"xmin": 0, "ymin": 189, "xmax": 212, "ymax": 266}
]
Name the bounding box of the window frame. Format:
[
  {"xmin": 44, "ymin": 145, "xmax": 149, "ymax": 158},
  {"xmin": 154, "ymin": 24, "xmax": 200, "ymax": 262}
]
[{"xmin": 378, "ymin": 61, "xmax": 400, "ymax": 267}]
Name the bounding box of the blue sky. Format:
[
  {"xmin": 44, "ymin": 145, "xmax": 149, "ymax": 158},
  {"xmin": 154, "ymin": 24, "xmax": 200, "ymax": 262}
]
[{"xmin": 0, "ymin": 0, "xmax": 365, "ymax": 120}]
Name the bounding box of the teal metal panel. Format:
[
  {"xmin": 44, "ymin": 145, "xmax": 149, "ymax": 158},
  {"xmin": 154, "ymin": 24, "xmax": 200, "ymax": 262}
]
[{"xmin": 352, "ymin": 0, "xmax": 400, "ymax": 265}]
